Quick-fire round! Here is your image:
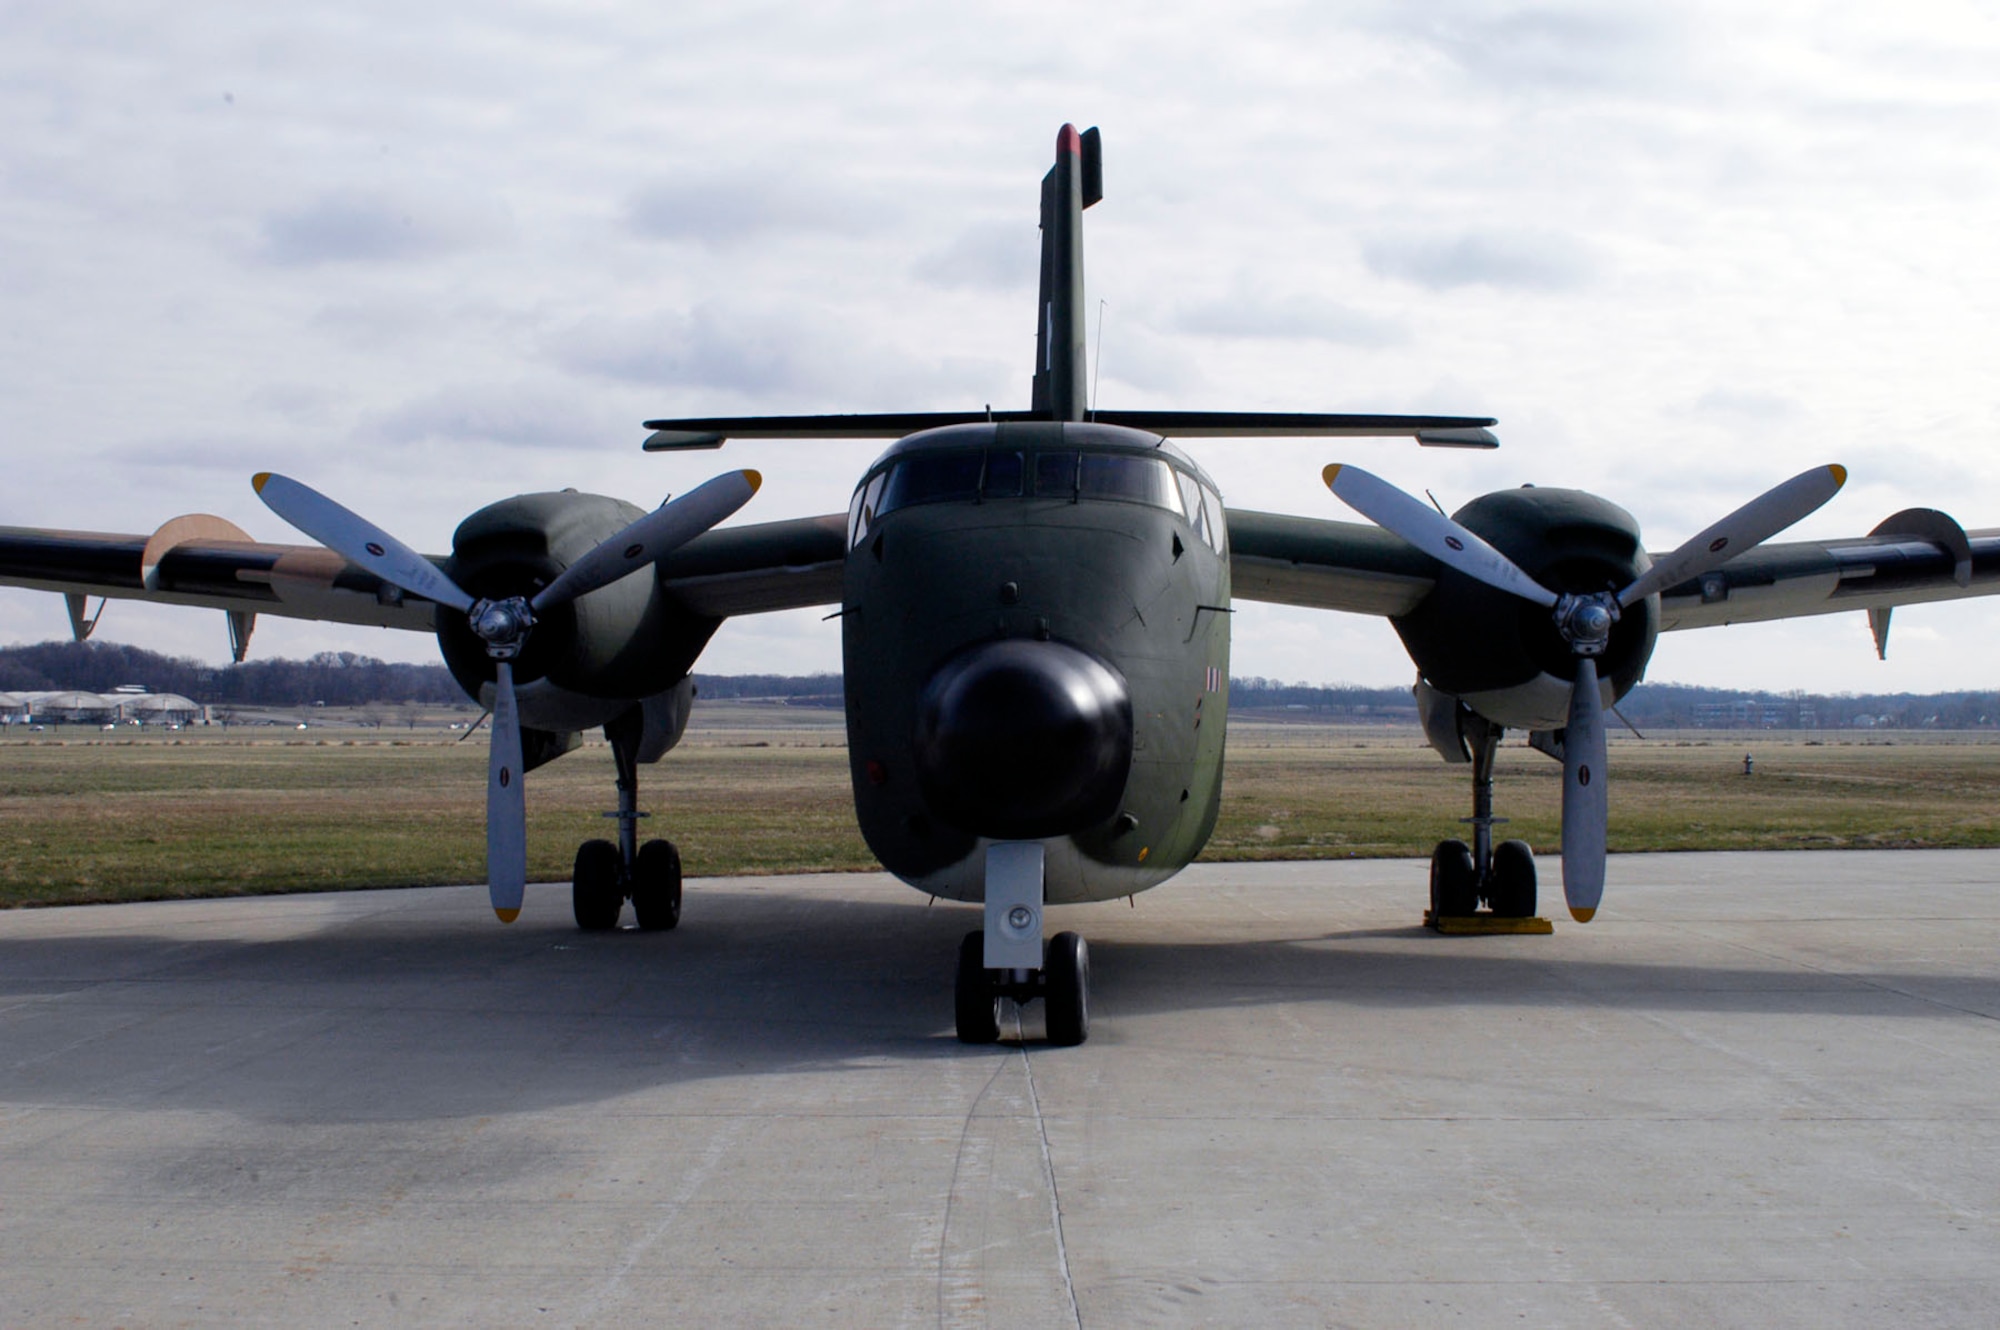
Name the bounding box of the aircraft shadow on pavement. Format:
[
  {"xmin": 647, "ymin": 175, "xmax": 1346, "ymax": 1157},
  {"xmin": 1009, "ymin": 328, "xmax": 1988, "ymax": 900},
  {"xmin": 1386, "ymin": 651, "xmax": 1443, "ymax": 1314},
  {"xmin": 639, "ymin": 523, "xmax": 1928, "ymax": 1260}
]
[{"xmin": 0, "ymin": 882, "xmax": 1993, "ymax": 1124}]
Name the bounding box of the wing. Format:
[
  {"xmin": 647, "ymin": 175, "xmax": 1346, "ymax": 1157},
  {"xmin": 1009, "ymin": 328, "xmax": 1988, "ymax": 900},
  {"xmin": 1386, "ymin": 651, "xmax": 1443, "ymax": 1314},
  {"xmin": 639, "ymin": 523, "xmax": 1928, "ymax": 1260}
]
[
  {"xmin": 0, "ymin": 519, "xmax": 437, "ymax": 632},
  {"xmin": 1225, "ymin": 508, "xmax": 1437, "ymax": 616},
  {"xmin": 0, "ymin": 511, "xmax": 848, "ymax": 637},
  {"xmin": 1225, "ymin": 506, "xmax": 2000, "ymax": 638},
  {"xmin": 651, "ymin": 512, "xmax": 845, "ymax": 616},
  {"xmin": 1654, "ymin": 512, "xmax": 2000, "ymax": 638}
]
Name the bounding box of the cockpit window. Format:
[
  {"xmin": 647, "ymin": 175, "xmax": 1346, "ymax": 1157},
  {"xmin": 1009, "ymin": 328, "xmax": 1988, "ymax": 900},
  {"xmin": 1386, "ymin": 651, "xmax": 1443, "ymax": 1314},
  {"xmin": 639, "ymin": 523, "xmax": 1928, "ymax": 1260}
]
[
  {"xmin": 851, "ymin": 445, "xmax": 1220, "ymax": 549},
  {"xmin": 848, "ymin": 470, "xmax": 887, "ymax": 548},
  {"xmin": 877, "ymin": 451, "xmax": 984, "ymax": 516},
  {"xmin": 855, "ymin": 450, "xmax": 1025, "ymax": 545},
  {"xmin": 985, "ymin": 451, "xmax": 1024, "ymax": 497},
  {"xmin": 1176, "ymin": 471, "xmax": 1224, "ymax": 553},
  {"xmin": 1033, "ymin": 450, "xmax": 1078, "ymax": 498},
  {"xmin": 1080, "ymin": 454, "xmax": 1180, "ymax": 511}
]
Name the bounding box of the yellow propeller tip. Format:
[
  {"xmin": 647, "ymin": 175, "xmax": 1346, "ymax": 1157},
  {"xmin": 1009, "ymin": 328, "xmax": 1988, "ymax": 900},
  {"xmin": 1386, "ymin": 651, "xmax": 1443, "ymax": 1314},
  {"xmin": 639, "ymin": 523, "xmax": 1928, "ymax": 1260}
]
[
  {"xmin": 251, "ymin": 472, "xmax": 271, "ymax": 493},
  {"xmin": 742, "ymin": 469, "xmax": 763, "ymax": 493},
  {"xmin": 1828, "ymin": 463, "xmax": 1848, "ymax": 487},
  {"xmin": 1322, "ymin": 463, "xmax": 1343, "ymax": 487},
  {"xmin": 1568, "ymin": 906, "xmax": 1597, "ymax": 924},
  {"xmin": 493, "ymin": 907, "xmax": 520, "ymax": 924}
]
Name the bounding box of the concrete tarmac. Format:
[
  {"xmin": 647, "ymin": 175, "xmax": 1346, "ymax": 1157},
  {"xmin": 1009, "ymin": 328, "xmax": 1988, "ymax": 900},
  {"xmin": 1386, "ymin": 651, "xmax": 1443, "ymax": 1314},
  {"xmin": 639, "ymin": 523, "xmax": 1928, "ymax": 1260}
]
[{"xmin": 3, "ymin": 851, "xmax": 1999, "ymax": 1327}]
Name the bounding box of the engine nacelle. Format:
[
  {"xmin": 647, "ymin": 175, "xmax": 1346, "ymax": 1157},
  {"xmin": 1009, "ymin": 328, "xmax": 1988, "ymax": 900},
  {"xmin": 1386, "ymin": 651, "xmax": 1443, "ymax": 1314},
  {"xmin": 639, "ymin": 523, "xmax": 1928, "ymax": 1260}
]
[
  {"xmin": 433, "ymin": 491, "xmax": 722, "ymax": 720},
  {"xmin": 1392, "ymin": 486, "xmax": 1658, "ymax": 731}
]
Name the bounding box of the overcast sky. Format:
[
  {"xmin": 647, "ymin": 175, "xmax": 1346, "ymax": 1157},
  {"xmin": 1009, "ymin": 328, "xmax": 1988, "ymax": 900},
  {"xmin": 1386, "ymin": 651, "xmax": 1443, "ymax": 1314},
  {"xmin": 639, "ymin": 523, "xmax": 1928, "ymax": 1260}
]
[{"xmin": 3, "ymin": 2, "xmax": 1996, "ymax": 693}]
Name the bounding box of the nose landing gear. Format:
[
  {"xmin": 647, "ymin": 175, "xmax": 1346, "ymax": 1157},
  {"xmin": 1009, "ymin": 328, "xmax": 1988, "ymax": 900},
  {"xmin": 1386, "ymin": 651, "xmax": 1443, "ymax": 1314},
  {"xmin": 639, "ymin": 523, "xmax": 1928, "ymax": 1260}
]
[
  {"xmin": 953, "ymin": 841, "xmax": 1091, "ymax": 1045},
  {"xmin": 954, "ymin": 929, "xmax": 1091, "ymax": 1047}
]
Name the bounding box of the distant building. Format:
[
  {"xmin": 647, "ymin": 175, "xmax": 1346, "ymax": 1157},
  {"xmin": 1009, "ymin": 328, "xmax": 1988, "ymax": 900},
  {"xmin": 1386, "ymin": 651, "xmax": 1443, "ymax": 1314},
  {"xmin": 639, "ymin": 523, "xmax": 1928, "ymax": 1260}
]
[
  {"xmin": 13, "ymin": 689, "xmax": 202, "ymax": 726},
  {"xmin": 116, "ymin": 693, "xmax": 202, "ymax": 725},
  {"xmin": 1691, "ymin": 697, "xmax": 1814, "ymax": 729}
]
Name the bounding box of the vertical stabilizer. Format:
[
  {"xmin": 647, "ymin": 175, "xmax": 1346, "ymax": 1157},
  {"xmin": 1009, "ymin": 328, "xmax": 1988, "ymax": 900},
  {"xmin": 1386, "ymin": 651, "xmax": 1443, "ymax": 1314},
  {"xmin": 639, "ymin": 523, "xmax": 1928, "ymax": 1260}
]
[{"xmin": 1031, "ymin": 125, "xmax": 1102, "ymax": 421}]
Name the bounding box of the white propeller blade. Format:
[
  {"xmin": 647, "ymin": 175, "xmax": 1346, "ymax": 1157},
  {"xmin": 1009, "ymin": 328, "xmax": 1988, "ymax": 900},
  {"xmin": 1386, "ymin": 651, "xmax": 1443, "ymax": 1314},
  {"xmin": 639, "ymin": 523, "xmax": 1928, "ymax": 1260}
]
[
  {"xmin": 1618, "ymin": 464, "xmax": 1846, "ymax": 608},
  {"xmin": 530, "ymin": 469, "xmax": 761, "ymax": 613},
  {"xmin": 487, "ymin": 661, "xmax": 527, "ymax": 922},
  {"xmin": 1560, "ymin": 656, "xmax": 1608, "ymax": 923},
  {"xmin": 1324, "ymin": 464, "xmax": 1557, "ymax": 608},
  {"xmin": 252, "ymin": 473, "xmax": 476, "ymax": 613}
]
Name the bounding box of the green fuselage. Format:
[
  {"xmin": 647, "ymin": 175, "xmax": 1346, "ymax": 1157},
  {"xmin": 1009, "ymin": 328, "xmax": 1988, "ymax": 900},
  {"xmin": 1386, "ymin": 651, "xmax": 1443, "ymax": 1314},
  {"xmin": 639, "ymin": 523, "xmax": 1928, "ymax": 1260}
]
[{"xmin": 840, "ymin": 421, "xmax": 1231, "ymax": 903}]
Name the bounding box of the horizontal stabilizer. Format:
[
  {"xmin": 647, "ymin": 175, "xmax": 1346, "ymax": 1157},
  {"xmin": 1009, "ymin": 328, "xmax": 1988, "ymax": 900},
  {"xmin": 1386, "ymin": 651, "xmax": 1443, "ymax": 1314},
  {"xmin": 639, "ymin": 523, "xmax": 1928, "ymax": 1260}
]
[
  {"xmin": 643, "ymin": 410, "xmax": 1497, "ymax": 449},
  {"xmin": 1095, "ymin": 412, "xmax": 1496, "ymax": 446}
]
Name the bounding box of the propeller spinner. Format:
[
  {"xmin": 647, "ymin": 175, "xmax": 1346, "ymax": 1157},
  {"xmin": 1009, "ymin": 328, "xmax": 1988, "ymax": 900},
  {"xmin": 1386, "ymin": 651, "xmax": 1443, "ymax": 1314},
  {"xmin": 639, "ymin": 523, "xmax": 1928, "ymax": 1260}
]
[
  {"xmin": 252, "ymin": 469, "xmax": 761, "ymax": 920},
  {"xmin": 1325, "ymin": 462, "xmax": 1846, "ymax": 921}
]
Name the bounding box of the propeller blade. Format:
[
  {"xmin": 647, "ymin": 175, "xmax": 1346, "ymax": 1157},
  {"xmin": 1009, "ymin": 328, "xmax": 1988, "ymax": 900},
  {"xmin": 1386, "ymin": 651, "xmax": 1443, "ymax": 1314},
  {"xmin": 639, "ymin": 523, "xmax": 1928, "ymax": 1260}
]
[
  {"xmin": 487, "ymin": 661, "xmax": 527, "ymax": 923},
  {"xmin": 1324, "ymin": 464, "xmax": 1557, "ymax": 608},
  {"xmin": 253, "ymin": 473, "xmax": 475, "ymax": 614},
  {"xmin": 1618, "ymin": 464, "xmax": 1847, "ymax": 608},
  {"xmin": 530, "ymin": 469, "xmax": 762, "ymax": 614},
  {"xmin": 1561, "ymin": 655, "xmax": 1609, "ymax": 923}
]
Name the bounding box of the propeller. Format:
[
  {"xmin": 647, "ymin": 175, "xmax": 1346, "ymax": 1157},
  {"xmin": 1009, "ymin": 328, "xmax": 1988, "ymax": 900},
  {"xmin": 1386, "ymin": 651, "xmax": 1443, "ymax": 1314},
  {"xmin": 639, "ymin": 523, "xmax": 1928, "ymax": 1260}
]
[
  {"xmin": 1324, "ymin": 462, "xmax": 1846, "ymax": 921},
  {"xmin": 252, "ymin": 469, "xmax": 762, "ymax": 920}
]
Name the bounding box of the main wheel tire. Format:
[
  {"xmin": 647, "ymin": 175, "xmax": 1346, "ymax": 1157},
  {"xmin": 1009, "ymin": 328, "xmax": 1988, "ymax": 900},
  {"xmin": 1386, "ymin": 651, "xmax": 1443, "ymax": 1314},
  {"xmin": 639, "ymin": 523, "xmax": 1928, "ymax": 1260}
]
[
  {"xmin": 631, "ymin": 838, "xmax": 683, "ymax": 931},
  {"xmin": 1430, "ymin": 838, "xmax": 1478, "ymax": 918},
  {"xmin": 954, "ymin": 931, "xmax": 1001, "ymax": 1045},
  {"xmin": 1488, "ymin": 839, "xmax": 1537, "ymax": 918},
  {"xmin": 1044, "ymin": 931, "xmax": 1090, "ymax": 1047},
  {"xmin": 572, "ymin": 839, "xmax": 623, "ymax": 931}
]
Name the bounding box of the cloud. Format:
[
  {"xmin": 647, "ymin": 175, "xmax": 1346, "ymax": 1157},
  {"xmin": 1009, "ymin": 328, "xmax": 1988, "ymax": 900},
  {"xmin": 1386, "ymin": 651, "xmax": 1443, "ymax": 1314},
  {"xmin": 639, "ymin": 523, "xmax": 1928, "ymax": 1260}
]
[
  {"xmin": 1685, "ymin": 389, "xmax": 1799, "ymax": 423},
  {"xmin": 1092, "ymin": 323, "xmax": 1206, "ymax": 399},
  {"xmin": 1374, "ymin": 5, "xmax": 1686, "ymax": 93},
  {"xmin": 94, "ymin": 434, "xmax": 274, "ymax": 477},
  {"xmin": 1361, "ymin": 229, "xmax": 1596, "ymax": 292},
  {"xmin": 1176, "ymin": 290, "xmax": 1407, "ymax": 347},
  {"xmin": 911, "ymin": 221, "xmax": 1038, "ymax": 291},
  {"xmin": 363, "ymin": 386, "xmax": 608, "ymax": 452},
  {"xmin": 550, "ymin": 304, "xmax": 1005, "ymax": 409},
  {"xmin": 255, "ymin": 192, "xmax": 486, "ymax": 266},
  {"xmin": 625, "ymin": 172, "xmax": 877, "ymax": 246}
]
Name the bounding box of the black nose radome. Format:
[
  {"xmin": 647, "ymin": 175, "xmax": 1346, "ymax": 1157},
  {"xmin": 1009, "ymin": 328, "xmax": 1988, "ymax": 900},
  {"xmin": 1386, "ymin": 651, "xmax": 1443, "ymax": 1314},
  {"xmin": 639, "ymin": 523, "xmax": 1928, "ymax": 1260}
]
[{"xmin": 914, "ymin": 639, "xmax": 1133, "ymax": 840}]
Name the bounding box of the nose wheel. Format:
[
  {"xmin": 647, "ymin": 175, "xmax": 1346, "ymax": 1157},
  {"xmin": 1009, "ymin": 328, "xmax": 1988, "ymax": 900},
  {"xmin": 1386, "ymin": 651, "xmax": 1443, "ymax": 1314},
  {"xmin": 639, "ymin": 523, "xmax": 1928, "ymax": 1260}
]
[{"xmin": 953, "ymin": 929, "xmax": 1090, "ymax": 1046}]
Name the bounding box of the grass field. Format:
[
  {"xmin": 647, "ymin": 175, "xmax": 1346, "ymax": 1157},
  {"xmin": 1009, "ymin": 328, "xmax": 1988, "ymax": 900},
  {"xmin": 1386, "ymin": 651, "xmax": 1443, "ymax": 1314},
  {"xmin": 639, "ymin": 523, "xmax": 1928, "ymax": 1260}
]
[{"xmin": 5, "ymin": 709, "xmax": 1999, "ymax": 907}]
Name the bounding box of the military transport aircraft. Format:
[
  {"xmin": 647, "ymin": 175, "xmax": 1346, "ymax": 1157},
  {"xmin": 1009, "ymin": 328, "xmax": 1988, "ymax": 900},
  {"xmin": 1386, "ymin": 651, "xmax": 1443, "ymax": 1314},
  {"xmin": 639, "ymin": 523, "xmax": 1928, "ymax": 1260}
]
[{"xmin": 5, "ymin": 125, "xmax": 1998, "ymax": 1047}]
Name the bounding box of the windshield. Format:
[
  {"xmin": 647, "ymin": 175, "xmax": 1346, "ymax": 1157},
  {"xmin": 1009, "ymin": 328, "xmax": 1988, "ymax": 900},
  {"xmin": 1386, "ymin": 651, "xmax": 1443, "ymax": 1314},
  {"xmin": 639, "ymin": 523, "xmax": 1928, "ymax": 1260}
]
[{"xmin": 851, "ymin": 447, "xmax": 1218, "ymax": 549}]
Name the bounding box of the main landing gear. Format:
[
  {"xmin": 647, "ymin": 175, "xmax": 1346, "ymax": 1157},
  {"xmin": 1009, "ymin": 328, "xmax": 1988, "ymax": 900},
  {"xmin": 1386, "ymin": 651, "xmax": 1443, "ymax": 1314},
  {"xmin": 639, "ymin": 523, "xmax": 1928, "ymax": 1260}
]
[
  {"xmin": 1429, "ymin": 715, "xmax": 1539, "ymax": 921},
  {"xmin": 572, "ymin": 713, "xmax": 682, "ymax": 932},
  {"xmin": 953, "ymin": 841, "xmax": 1090, "ymax": 1046}
]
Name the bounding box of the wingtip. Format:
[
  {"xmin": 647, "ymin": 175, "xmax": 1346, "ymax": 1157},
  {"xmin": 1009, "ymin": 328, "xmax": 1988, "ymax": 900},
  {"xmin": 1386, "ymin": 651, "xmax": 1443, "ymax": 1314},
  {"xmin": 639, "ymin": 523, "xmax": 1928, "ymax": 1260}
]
[
  {"xmin": 493, "ymin": 907, "xmax": 520, "ymax": 924},
  {"xmin": 1568, "ymin": 905, "xmax": 1597, "ymax": 923}
]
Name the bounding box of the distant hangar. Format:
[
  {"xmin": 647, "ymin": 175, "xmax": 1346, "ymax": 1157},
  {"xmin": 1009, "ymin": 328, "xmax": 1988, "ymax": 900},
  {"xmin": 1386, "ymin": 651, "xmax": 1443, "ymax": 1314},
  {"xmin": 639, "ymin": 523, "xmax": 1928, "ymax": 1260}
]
[{"xmin": 0, "ymin": 688, "xmax": 203, "ymax": 727}]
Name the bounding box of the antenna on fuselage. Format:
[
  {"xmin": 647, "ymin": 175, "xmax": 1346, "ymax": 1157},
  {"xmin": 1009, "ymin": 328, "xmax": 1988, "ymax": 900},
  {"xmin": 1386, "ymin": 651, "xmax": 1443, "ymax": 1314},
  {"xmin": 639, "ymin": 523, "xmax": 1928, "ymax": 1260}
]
[{"xmin": 1091, "ymin": 299, "xmax": 1107, "ymax": 419}]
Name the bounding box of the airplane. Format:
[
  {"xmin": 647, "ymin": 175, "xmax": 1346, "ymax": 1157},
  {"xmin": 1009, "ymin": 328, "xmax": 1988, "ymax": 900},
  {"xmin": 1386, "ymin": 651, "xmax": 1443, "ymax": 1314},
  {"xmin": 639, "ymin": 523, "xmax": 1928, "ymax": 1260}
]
[{"xmin": 5, "ymin": 124, "xmax": 1999, "ymax": 1047}]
